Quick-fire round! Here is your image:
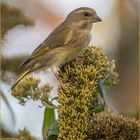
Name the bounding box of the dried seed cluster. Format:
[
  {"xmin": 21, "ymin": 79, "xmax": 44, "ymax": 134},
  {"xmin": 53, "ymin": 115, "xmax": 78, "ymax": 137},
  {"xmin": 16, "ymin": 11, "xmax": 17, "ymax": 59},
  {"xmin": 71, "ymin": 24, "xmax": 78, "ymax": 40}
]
[
  {"xmin": 18, "ymin": 128, "xmax": 37, "ymax": 140},
  {"xmin": 57, "ymin": 46, "xmax": 118, "ymax": 140},
  {"xmin": 88, "ymin": 110, "xmax": 140, "ymax": 140},
  {"xmin": 11, "ymin": 76, "xmax": 52, "ymax": 107}
]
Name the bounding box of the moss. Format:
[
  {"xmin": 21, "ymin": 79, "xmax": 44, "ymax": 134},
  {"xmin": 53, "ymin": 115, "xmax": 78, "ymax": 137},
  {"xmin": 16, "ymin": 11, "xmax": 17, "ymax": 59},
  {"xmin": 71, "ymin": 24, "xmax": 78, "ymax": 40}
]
[{"xmin": 57, "ymin": 46, "xmax": 118, "ymax": 140}]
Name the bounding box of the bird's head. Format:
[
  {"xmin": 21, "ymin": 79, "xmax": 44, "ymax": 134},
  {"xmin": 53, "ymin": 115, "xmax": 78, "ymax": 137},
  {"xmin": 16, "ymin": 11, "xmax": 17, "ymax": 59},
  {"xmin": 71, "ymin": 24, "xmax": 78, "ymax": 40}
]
[{"xmin": 65, "ymin": 7, "xmax": 102, "ymax": 30}]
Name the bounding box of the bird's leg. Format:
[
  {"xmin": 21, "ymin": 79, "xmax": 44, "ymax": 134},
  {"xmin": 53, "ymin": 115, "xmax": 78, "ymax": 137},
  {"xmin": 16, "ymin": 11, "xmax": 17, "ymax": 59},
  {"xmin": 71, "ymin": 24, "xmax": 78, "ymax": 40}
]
[
  {"xmin": 51, "ymin": 67, "xmax": 60, "ymax": 81},
  {"xmin": 76, "ymin": 56, "xmax": 85, "ymax": 64},
  {"xmin": 51, "ymin": 67, "xmax": 66, "ymax": 87},
  {"xmin": 51, "ymin": 67, "xmax": 69, "ymax": 88}
]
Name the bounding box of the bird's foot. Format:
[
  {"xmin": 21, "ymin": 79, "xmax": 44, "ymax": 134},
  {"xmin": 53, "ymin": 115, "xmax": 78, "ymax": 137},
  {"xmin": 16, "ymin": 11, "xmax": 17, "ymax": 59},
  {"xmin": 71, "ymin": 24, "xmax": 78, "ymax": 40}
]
[
  {"xmin": 51, "ymin": 67, "xmax": 69, "ymax": 88},
  {"xmin": 58, "ymin": 79, "xmax": 69, "ymax": 88},
  {"xmin": 76, "ymin": 57, "xmax": 85, "ymax": 64}
]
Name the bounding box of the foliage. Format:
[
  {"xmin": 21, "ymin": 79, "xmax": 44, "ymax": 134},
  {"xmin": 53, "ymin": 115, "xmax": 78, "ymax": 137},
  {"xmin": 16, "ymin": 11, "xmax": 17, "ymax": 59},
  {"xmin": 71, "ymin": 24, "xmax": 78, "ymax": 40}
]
[{"xmin": 42, "ymin": 107, "xmax": 56, "ymax": 139}]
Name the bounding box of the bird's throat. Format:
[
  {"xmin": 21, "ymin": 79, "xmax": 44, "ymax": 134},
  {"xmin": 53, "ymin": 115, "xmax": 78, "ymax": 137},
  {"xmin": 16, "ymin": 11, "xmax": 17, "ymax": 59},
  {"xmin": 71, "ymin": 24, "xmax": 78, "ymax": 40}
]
[{"xmin": 73, "ymin": 21, "xmax": 93, "ymax": 31}]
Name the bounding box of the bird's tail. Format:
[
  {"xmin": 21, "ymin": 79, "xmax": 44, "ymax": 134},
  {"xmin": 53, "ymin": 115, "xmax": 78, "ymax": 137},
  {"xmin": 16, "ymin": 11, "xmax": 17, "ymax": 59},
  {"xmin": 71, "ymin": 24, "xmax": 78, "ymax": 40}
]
[{"xmin": 10, "ymin": 69, "xmax": 31, "ymax": 91}]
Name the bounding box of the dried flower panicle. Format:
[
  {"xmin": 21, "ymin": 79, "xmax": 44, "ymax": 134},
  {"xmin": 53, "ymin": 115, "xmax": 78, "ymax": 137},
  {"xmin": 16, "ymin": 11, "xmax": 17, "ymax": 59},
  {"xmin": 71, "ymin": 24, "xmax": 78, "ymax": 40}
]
[
  {"xmin": 18, "ymin": 128, "xmax": 37, "ymax": 140},
  {"xmin": 88, "ymin": 110, "xmax": 140, "ymax": 140},
  {"xmin": 11, "ymin": 76, "xmax": 52, "ymax": 107},
  {"xmin": 57, "ymin": 46, "xmax": 119, "ymax": 140},
  {"xmin": 1, "ymin": 3, "xmax": 33, "ymax": 37}
]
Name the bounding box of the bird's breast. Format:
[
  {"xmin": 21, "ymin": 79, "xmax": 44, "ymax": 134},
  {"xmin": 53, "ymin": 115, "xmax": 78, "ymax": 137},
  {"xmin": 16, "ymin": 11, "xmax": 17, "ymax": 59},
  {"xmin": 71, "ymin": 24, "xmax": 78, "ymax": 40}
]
[
  {"xmin": 50, "ymin": 29, "xmax": 92, "ymax": 67},
  {"xmin": 64, "ymin": 29, "xmax": 91, "ymax": 61},
  {"xmin": 71, "ymin": 29, "xmax": 91, "ymax": 51}
]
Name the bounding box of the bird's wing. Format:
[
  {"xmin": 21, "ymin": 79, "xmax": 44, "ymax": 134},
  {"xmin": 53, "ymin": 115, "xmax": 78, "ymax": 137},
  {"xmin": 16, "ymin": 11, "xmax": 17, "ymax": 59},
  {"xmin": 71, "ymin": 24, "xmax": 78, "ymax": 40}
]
[
  {"xmin": 32, "ymin": 24, "xmax": 72, "ymax": 55},
  {"xmin": 19, "ymin": 23, "xmax": 73, "ymax": 68}
]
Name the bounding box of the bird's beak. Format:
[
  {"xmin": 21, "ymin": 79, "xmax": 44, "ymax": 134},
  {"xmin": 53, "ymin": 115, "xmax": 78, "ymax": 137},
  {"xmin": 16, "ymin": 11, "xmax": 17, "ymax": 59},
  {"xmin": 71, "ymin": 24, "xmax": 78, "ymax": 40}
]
[{"xmin": 92, "ymin": 14, "xmax": 102, "ymax": 23}]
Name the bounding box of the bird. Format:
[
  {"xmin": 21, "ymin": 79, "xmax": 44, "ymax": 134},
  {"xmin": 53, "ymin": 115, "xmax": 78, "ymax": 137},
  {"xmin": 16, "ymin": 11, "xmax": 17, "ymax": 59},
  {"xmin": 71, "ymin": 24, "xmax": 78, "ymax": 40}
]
[{"xmin": 10, "ymin": 7, "xmax": 102, "ymax": 90}]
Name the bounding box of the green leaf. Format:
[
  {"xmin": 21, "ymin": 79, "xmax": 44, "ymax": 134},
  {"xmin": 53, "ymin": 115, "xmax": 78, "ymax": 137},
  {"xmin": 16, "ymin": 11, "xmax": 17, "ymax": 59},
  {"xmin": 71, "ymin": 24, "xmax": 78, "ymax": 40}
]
[
  {"xmin": 42, "ymin": 107, "xmax": 56, "ymax": 139},
  {"xmin": 98, "ymin": 79, "xmax": 106, "ymax": 106},
  {"xmin": 98, "ymin": 80, "xmax": 106, "ymax": 98},
  {"xmin": 48, "ymin": 122, "xmax": 59, "ymax": 140},
  {"xmin": 88, "ymin": 105, "xmax": 104, "ymax": 114}
]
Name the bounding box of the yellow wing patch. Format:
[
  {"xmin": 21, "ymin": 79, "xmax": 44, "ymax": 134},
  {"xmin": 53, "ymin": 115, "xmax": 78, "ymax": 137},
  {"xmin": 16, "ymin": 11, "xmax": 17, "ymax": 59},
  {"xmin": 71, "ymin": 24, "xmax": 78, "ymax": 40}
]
[{"xmin": 31, "ymin": 47, "xmax": 50, "ymax": 59}]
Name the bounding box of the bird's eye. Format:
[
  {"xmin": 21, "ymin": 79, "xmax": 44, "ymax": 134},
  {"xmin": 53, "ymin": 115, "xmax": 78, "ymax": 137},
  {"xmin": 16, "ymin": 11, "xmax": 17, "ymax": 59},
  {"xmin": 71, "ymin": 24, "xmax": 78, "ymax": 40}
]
[{"xmin": 83, "ymin": 12, "xmax": 90, "ymax": 17}]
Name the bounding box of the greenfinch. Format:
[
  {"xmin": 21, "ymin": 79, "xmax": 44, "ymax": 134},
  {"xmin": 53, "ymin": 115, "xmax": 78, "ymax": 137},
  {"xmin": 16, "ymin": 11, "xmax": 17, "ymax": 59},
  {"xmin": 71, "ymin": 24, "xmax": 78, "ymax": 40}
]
[{"xmin": 11, "ymin": 7, "xmax": 102, "ymax": 90}]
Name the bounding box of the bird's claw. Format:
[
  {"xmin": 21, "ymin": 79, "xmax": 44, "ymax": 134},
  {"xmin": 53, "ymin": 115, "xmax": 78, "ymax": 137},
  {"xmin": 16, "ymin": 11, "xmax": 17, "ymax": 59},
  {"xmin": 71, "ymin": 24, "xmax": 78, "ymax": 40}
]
[
  {"xmin": 58, "ymin": 80, "xmax": 69, "ymax": 88},
  {"xmin": 76, "ymin": 57, "xmax": 85, "ymax": 64}
]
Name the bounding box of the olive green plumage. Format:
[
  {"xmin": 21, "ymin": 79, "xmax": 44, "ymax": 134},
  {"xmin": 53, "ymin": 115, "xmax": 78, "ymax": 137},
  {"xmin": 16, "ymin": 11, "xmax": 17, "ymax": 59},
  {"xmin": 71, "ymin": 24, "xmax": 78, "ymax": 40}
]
[{"xmin": 11, "ymin": 7, "xmax": 102, "ymax": 90}]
